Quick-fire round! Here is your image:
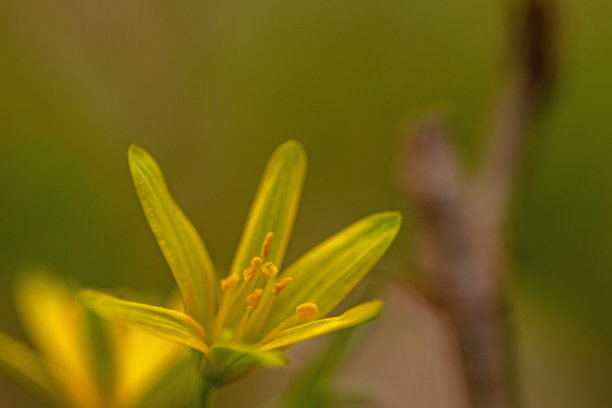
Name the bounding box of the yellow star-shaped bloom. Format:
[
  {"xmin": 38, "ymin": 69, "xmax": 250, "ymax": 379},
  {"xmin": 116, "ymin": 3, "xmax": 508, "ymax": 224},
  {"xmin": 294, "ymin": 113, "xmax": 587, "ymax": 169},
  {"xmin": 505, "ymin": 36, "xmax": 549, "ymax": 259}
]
[
  {"xmin": 0, "ymin": 273, "xmax": 190, "ymax": 408},
  {"xmin": 80, "ymin": 140, "xmax": 401, "ymax": 400}
]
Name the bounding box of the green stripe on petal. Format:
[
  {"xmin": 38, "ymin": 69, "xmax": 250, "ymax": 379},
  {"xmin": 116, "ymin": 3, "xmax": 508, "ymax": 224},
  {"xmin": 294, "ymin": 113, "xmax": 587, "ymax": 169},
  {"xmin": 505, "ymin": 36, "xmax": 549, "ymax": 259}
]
[
  {"xmin": 128, "ymin": 144, "xmax": 218, "ymax": 328},
  {"xmin": 264, "ymin": 212, "xmax": 400, "ymax": 334},
  {"xmin": 202, "ymin": 343, "xmax": 288, "ymax": 387},
  {"xmin": 79, "ymin": 290, "xmax": 209, "ymax": 354},
  {"xmin": 259, "ymin": 300, "xmax": 383, "ymax": 351},
  {"xmin": 0, "ymin": 331, "xmax": 59, "ymax": 398},
  {"xmin": 229, "ymin": 140, "xmax": 306, "ymax": 278}
]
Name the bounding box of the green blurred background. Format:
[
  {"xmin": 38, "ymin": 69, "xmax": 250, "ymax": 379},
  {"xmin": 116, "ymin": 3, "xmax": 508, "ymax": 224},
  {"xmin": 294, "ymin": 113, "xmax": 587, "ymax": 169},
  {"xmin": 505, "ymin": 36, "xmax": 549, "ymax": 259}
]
[{"xmin": 1, "ymin": 0, "xmax": 610, "ymax": 406}]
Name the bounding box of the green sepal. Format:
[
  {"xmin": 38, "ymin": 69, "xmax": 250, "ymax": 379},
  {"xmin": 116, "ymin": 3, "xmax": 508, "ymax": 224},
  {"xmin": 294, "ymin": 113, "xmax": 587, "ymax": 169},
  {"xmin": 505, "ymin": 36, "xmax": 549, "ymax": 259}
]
[{"xmin": 201, "ymin": 343, "xmax": 287, "ymax": 388}]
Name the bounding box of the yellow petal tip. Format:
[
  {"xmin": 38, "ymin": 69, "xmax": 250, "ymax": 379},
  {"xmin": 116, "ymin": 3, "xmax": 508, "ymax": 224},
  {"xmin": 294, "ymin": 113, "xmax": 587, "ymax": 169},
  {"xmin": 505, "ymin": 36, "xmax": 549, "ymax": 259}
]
[
  {"xmin": 373, "ymin": 211, "xmax": 403, "ymax": 236},
  {"xmin": 278, "ymin": 139, "xmax": 305, "ymax": 155},
  {"xmin": 128, "ymin": 143, "xmax": 146, "ymax": 159},
  {"xmin": 273, "ymin": 140, "xmax": 307, "ymax": 169}
]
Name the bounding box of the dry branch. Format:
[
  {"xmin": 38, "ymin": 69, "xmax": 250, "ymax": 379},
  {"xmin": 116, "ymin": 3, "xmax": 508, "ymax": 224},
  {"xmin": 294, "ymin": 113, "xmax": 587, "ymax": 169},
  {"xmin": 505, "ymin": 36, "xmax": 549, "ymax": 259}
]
[{"xmin": 402, "ymin": 1, "xmax": 555, "ymax": 408}]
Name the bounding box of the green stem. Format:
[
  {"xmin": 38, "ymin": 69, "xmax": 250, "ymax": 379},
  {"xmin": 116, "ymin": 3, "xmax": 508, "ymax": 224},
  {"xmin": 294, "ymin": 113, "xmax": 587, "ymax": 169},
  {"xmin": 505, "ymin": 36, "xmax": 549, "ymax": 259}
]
[{"xmin": 192, "ymin": 378, "xmax": 214, "ymax": 408}]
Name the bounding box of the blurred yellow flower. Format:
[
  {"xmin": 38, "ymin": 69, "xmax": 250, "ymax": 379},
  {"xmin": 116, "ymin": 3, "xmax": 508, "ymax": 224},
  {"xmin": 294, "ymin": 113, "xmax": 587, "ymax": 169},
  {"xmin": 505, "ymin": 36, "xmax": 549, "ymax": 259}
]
[
  {"xmin": 80, "ymin": 140, "xmax": 401, "ymax": 401},
  {"xmin": 0, "ymin": 273, "xmax": 190, "ymax": 408}
]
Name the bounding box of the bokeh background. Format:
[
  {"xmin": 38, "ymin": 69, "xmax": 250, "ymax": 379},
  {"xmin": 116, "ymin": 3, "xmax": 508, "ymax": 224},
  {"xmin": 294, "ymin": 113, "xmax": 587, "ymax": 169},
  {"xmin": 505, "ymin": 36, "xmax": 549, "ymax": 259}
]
[{"xmin": 1, "ymin": 0, "xmax": 610, "ymax": 407}]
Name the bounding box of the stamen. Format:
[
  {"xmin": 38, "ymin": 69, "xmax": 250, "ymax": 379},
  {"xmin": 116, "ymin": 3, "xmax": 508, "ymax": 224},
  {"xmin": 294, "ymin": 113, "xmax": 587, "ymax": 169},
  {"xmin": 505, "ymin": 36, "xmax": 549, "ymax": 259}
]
[
  {"xmin": 296, "ymin": 303, "xmax": 319, "ymax": 323},
  {"xmin": 232, "ymin": 289, "xmax": 263, "ymax": 342},
  {"xmin": 221, "ymin": 275, "xmax": 239, "ymax": 291},
  {"xmin": 261, "ymin": 262, "xmax": 278, "ymax": 277},
  {"xmin": 261, "ymin": 232, "xmax": 274, "ymax": 258},
  {"xmin": 273, "ymin": 277, "xmax": 293, "ymax": 295},
  {"xmin": 246, "ymin": 289, "xmax": 263, "ymax": 310},
  {"xmin": 243, "ymin": 257, "xmax": 262, "ymax": 282},
  {"xmin": 241, "ymin": 272, "xmax": 285, "ymax": 342}
]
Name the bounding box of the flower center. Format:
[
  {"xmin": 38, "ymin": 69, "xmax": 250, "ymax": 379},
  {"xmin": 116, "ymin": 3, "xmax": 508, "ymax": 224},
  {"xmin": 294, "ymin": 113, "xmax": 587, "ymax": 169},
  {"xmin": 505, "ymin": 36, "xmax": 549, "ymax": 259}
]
[{"xmin": 212, "ymin": 232, "xmax": 320, "ymax": 344}]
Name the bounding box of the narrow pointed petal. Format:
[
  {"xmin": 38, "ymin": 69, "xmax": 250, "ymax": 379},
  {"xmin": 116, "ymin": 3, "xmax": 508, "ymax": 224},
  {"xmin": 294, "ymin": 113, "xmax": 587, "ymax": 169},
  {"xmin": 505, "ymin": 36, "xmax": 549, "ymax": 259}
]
[
  {"xmin": 112, "ymin": 327, "xmax": 191, "ymax": 408},
  {"xmin": 0, "ymin": 331, "xmax": 58, "ymax": 398},
  {"xmin": 80, "ymin": 290, "xmax": 209, "ymax": 354},
  {"xmin": 264, "ymin": 212, "xmax": 401, "ymax": 333},
  {"xmin": 129, "ymin": 144, "xmax": 218, "ymax": 328},
  {"xmin": 259, "ymin": 300, "xmax": 383, "ymax": 351},
  {"xmin": 202, "ymin": 343, "xmax": 288, "ymax": 387},
  {"xmin": 112, "ymin": 291, "xmax": 190, "ymax": 408},
  {"xmin": 15, "ymin": 273, "xmax": 99, "ymax": 407},
  {"xmin": 230, "ymin": 140, "xmax": 306, "ymax": 277},
  {"xmin": 129, "ymin": 353, "xmax": 193, "ymax": 408}
]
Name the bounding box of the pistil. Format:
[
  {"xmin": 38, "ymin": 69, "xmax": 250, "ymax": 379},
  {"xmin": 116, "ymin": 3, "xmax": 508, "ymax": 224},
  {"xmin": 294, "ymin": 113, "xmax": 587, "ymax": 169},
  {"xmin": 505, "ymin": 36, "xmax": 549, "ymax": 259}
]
[{"xmin": 212, "ymin": 274, "xmax": 239, "ymax": 342}]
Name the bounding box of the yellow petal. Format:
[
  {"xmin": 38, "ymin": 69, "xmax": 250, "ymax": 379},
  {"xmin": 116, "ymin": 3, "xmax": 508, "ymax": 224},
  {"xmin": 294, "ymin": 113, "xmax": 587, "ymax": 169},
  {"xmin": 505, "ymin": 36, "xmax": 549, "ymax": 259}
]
[
  {"xmin": 225, "ymin": 141, "xmax": 306, "ymax": 325},
  {"xmin": 128, "ymin": 144, "xmax": 218, "ymax": 328},
  {"xmin": 128, "ymin": 354, "xmax": 193, "ymax": 408},
  {"xmin": 79, "ymin": 290, "xmax": 209, "ymax": 354},
  {"xmin": 0, "ymin": 331, "xmax": 58, "ymax": 398},
  {"xmin": 202, "ymin": 343, "xmax": 288, "ymax": 387},
  {"xmin": 111, "ymin": 291, "xmax": 190, "ymax": 408},
  {"xmin": 111, "ymin": 324, "xmax": 190, "ymax": 408},
  {"xmin": 259, "ymin": 300, "xmax": 383, "ymax": 351},
  {"xmin": 230, "ymin": 141, "xmax": 306, "ymax": 275},
  {"xmin": 15, "ymin": 273, "xmax": 100, "ymax": 408},
  {"xmin": 264, "ymin": 212, "xmax": 400, "ymax": 333}
]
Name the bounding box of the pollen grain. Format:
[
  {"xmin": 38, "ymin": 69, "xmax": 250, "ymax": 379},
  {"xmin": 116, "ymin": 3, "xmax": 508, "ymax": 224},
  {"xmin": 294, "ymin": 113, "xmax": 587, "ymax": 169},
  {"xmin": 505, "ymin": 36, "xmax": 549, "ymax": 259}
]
[
  {"xmin": 243, "ymin": 257, "xmax": 262, "ymax": 281},
  {"xmin": 261, "ymin": 262, "xmax": 278, "ymax": 277},
  {"xmin": 221, "ymin": 275, "xmax": 239, "ymax": 291},
  {"xmin": 261, "ymin": 232, "xmax": 274, "ymax": 258},
  {"xmin": 273, "ymin": 277, "xmax": 293, "ymax": 295},
  {"xmin": 296, "ymin": 302, "xmax": 319, "ymax": 322},
  {"xmin": 247, "ymin": 289, "xmax": 264, "ymax": 310}
]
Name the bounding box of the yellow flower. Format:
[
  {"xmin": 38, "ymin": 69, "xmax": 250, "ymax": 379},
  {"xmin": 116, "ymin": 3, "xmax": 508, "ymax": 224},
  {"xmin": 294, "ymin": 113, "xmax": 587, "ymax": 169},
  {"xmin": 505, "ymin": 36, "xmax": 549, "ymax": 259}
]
[
  {"xmin": 0, "ymin": 272, "xmax": 190, "ymax": 408},
  {"xmin": 80, "ymin": 140, "xmax": 401, "ymax": 393}
]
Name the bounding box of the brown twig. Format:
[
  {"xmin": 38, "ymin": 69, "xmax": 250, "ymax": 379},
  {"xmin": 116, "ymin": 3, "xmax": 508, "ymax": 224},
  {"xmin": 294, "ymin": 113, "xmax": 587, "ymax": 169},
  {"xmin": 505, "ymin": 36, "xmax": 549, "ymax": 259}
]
[
  {"xmin": 476, "ymin": 0, "xmax": 555, "ymax": 234},
  {"xmin": 402, "ymin": 1, "xmax": 555, "ymax": 408},
  {"xmin": 407, "ymin": 119, "xmax": 513, "ymax": 408}
]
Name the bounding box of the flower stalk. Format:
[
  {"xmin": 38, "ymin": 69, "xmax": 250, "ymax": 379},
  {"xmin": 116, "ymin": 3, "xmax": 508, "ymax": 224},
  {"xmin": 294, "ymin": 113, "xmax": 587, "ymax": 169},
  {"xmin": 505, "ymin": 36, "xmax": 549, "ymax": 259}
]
[{"xmin": 192, "ymin": 378, "xmax": 214, "ymax": 408}]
